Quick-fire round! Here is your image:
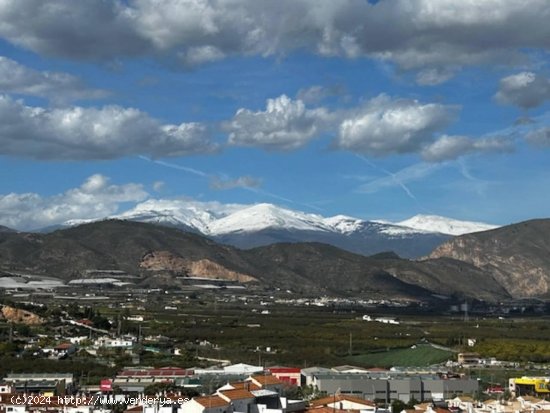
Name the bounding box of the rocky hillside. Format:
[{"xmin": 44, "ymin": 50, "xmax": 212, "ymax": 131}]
[
  {"xmin": 0, "ymin": 305, "xmax": 44, "ymax": 325},
  {"xmin": 1, "ymin": 218, "xmax": 546, "ymax": 301},
  {"xmin": 429, "ymin": 219, "xmax": 550, "ymax": 298},
  {"xmin": 139, "ymin": 251, "xmax": 257, "ymax": 282}
]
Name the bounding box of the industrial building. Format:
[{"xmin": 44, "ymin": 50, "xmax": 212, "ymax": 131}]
[{"xmin": 302, "ymin": 370, "xmax": 478, "ymax": 402}]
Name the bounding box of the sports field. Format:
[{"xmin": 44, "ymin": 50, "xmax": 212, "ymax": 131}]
[{"xmin": 347, "ymin": 344, "xmax": 454, "ymax": 367}]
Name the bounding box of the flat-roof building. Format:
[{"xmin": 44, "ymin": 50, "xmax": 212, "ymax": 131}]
[{"xmin": 303, "ymin": 371, "xmax": 478, "ymax": 403}]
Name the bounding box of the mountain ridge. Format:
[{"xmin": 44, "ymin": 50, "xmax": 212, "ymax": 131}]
[
  {"xmin": 3, "ymin": 217, "xmax": 547, "ymax": 302},
  {"xmin": 29, "ymin": 201, "xmax": 499, "ymax": 258}
]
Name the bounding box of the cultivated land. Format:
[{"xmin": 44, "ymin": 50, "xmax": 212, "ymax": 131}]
[{"xmin": 3, "ymin": 289, "xmax": 550, "ymax": 369}]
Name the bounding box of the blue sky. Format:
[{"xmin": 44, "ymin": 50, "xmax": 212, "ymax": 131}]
[{"xmin": 0, "ymin": 0, "xmax": 549, "ymax": 230}]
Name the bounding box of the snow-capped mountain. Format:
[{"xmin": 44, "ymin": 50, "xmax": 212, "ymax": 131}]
[
  {"xmin": 323, "ymin": 215, "xmax": 365, "ymax": 234},
  {"xmin": 46, "ymin": 200, "xmax": 498, "ymax": 258},
  {"xmin": 396, "ymin": 214, "xmax": 498, "ymax": 236},
  {"xmin": 207, "ymin": 203, "xmax": 332, "ymax": 235},
  {"xmin": 115, "ymin": 199, "xmax": 219, "ymax": 234}
]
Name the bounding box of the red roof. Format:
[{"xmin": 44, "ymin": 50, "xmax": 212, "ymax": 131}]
[
  {"xmin": 219, "ymin": 389, "xmax": 255, "ymax": 400},
  {"xmin": 194, "ymin": 396, "xmax": 230, "ymax": 408},
  {"xmin": 268, "ymin": 367, "xmax": 301, "ymax": 374},
  {"xmin": 55, "ymin": 342, "xmax": 74, "ymax": 350},
  {"xmin": 308, "ymin": 408, "xmax": 355, "ymax": 413},
  {"xmin": 77, "ymin": 319, "xmax": 93, "ymax": 325},
  {"xmin": 230, "ymin": 381, "xmax": 261, "ymax": 391}
]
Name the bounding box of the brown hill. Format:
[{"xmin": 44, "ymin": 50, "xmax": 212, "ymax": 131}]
[
  {"xmin": 429, "ymin": 219, "xmax": 550, "ymax": 298},
  {"xmin": 0, "ymin": 218, "xmax": 541, "ymax": 301}
]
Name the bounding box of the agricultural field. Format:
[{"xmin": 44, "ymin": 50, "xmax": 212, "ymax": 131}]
[{"xmin": 4, "ymin": 290, "xmax": 550, "ymax": 374}]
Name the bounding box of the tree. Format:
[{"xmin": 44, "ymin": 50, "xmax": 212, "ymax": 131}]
[
  {"xmin": 281, "ymin": 383, "xmax": 303, "ymax": 399},
  {"xmin": 392, "ymin": 400, "xmax": 406, "ymax": 413}
]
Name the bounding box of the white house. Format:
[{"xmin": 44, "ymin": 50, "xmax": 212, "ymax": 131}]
[
  {"xmin": 224, "ymin": 364, "xmax": 264, "ymax": 376},
  {"xmin": 94, "ymin": 336, "xmax": 134, "ymax": 348},
  {"xmin": 446, "ymin": 396, "xmax": 475, "ymax": 411},
  {"xmin": 68, "ymin": 336, "xmax": 89, "ymax": 345},
  {"xmin": 218, "ymin": 389, "xmax": 255, "ymax": 413}
]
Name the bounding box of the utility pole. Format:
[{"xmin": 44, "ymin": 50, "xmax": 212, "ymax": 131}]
[{"xmin": 349, "ymin": 333, "xmax": 353, "ymax": 356}]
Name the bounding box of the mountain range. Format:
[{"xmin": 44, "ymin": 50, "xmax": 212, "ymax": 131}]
[
  {"xmin": 1, "ymin": 217, "xmax": 549, "ymax": 302},
  {"xmin": 44, "ymin": 201, "xmax": 498, "ymax": 258}
]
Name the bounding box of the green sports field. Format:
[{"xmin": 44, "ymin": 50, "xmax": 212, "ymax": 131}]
[{"xmin": 347, "ymin": 344, "xmax": 454, "ymax": 367}]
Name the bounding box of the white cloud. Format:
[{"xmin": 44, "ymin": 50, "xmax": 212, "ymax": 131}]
[
  {"xmin": 421, "ymin": 135, "xmax": 514, "ymax": 162},
  {"xmin": 495, "ymin": 72, "xmax": 550, "ymax": 109},
  {"xmin": 225, "ymin": 94, "xmax": 332, "ymax": 151},
  {"xmin": 296, "ymin": 84, "xmax": 347, "ymax": 104},
  {"xmin": 415, "ymin": 67, "xmax": 456, "ymax": 86},
  {"xmin": 181, "ymin": 45, "xmax": 226, "ymax": 67},
  {"xmin": 209, "ymin": 175, "xmax": 262, "ymax": 190},
  {"xmin": 0, "ymin": 95, "xmax": 216, "ymax": 160},
  {"xmin": 0, "ymin": 174, "xmax": 148, "ymax": 230},
  {"xmin": 525, "ymin": 126, "xmax": 550, "ymax": 146},
  {"xmin": 334, "ymin": 94, "xmax": 459, "ymax": 156},
  {"xmin": 0, "ymin": 0, "xmax": 547, "ymax": 79},
  {"xmin": 0, "ymin": 56, "xmax": 107, "ymax": 102}
]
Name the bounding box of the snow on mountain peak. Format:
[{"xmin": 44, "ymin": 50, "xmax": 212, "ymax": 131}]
[
  {"xmin": 396, "ymin": 214, "xmax": 498, "ymax": 236},
  {"xmin": 207, "ymin": 203, "xmax": 332, "ymax": 235},
  {"xmin": 324, "ymin": 215, "xmax": 365, "ymax": 234},
  {"xmin": 114, "ymin": 199, "xmax": 246, "ymax": 233},
  {"xmin": 56, "ymin": 198, "xmax": 497, "ymax": 240}
]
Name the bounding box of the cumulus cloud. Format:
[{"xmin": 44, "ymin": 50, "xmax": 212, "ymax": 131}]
[
  {"xmin": 421, "ymin": 135, "xmax": 514, "ymax": 162},
  {"xmin": 0, "ymin": 0, "xmax": 547, "ymax": 79},
  {"xmin": 0, "ymin": 95, "xmax": 216, "ymax": 160},
  {"xmin": 0, "ymin": 1, "xmax": 148, "ymax": 61},
  {"xmin": 296, "ymin": 84, "xmax": 347, "ymax": 104},
  {"xmin": 225, "ymin": 95, "xmax": 332, "ymax": 151},
  {"xmin": 209, "ymin": 175, "xmax": 262, "ymax": 190},
  {"xmin": 334, "ymin": 94, "xmax": 459, "ymax": 156},
  {"xmin": 0, "ymin": 174, "xmax": 148, "ymax": 230},
  {"xmin": 495, "ymin": 72, "xmax": 550, "ymax": 109},
  {"xmin": 0, "ymin": 56, "xmax": 107, "ymax": 102},
  {"xmin": 525, "ymin": 126, "xmax": 550, "ymax": 146}
]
